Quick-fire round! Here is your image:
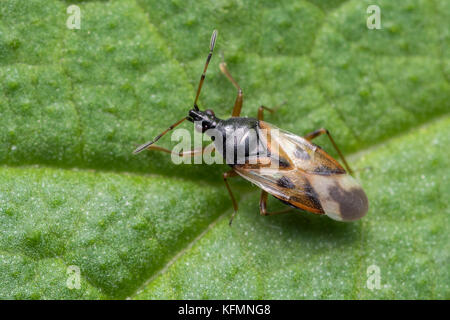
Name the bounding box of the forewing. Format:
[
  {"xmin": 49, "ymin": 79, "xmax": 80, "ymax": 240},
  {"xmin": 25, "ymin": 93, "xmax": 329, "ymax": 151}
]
[
  {"xmin": 258, "ymin": 121, "xmax": 346, "ymax": 175},
  {"xmin": 234, "ymin": 164, "xmax": 368, "ymax": 220},
  {"xmin": 234, "ymin": 122, "xmax": 368, "ymax": 220},
  {"xmin": 233, "ymin": 165, "xmax": 325, "ymax": 214}
]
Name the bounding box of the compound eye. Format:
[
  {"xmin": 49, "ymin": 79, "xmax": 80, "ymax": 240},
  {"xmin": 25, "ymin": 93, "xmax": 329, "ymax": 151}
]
[{"xmin": 205, "ymin": 109, "xmax": 215, "ymax": 117}]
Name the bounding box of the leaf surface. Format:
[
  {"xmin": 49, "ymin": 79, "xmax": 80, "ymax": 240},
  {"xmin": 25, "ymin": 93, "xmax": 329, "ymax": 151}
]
[{"xmin": 0, "ymin": 0, "xmax": 448, "ymax": 299}]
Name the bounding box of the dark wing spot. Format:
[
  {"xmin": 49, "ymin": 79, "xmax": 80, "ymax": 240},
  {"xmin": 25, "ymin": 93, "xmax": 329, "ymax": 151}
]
[
  {"xmin": 294, "ymin": 147, "xmax": 310, "ymax": 160},
  {"xmin": 328, "ymin": 184, "xmax": 369, "ymax": 221},
  {"xmin": 269, "ymin": 156, "xmax": 292, "ymax": 169},
  {"xmin": 314, "ymin": 165, "xmax": 346, "ymax": 176},
  {"xmin": 290, "ymin": 179, "xmax": 324, "ymax": 213},
  {"xmin": 278, "ymin": 156, "xmax": 291, "ymax": 168},
  {"xmin": 277, "ymin": 176, "xmax": 296, "ymax": 189}
]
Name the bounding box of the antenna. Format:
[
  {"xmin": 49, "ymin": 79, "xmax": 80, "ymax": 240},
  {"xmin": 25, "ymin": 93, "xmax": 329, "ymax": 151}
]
[
  {"xmin": 133, "ymin": 116, "xmax": 188, "ymax": 154},
  {"xmin": 193, "ymin": 30, "xmax": 218, "ymax": 111},
  {"xmin": 133, "ymin": 30, "xmax": 218, "ymax": 155}
]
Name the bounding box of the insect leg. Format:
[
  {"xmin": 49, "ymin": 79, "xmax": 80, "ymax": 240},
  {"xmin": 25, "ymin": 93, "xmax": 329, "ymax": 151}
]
[
  {"xmin": 219, "ymin": 56, "xmax": 243, "ymax": 117},
  {"xmin": 259, "ymin": 191, "xmax": 294, "ymax": 216},
  {"xmin": 257, "ymin": 101, "xmax": 287, "ymax": 120},
  {"xmin": 257, "ymin": 106, "xmax": 275, "ymax": 121},
  {"xmin": 303, "ymin": 128, "xmax": 353, "ymax": 174},
  {"xmin": 223, "ymin": 170, "xmax": 239, "ymax": 226}
]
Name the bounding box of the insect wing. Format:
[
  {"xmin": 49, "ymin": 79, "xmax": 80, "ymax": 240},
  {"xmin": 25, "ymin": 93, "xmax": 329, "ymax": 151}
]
[
  {"xmin": 233, "ymin": 165, "xmax": 325, "ymax": 214},
  {"xmin": 234, "ymin": 122, "xmax": 368, "ymax": 221},
  {"xmin": 258, "ymin": 121, "xmax": 346, "ymax": 175}
]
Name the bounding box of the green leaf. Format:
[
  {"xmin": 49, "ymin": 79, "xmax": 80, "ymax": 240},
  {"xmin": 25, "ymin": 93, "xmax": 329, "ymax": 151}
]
[
  {"xmin": 0, "ymin": 0, "xmax": 448, "ymax": 299},
  {"xmin": 134, "ymin": 117, "xmax": 450, "ymax": 299}
]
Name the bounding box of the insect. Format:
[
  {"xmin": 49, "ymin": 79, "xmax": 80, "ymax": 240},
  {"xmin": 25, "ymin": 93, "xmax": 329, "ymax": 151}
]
[{"xmin": 133, "ymin": 30, "xmax": 368, "ymax": 225}]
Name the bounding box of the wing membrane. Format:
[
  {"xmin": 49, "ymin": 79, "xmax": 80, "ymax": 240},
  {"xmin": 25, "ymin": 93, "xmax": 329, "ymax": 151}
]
[
  {"xmin": 258, "ymin": 121, "xmax": 346, "ymax": 175},
  {"xmin": 233, "ymin": 122, "xmax": 351, "ymax": 215}
]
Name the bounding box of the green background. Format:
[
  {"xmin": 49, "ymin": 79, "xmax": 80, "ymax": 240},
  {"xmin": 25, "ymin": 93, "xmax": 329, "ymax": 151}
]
[{"xmin": 0, "ymin": 0, "xmax": 448, "ymax": 299}]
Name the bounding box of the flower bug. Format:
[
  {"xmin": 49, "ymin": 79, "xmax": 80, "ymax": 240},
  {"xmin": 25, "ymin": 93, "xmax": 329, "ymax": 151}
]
[{"xmin": 133, "ymin": 30, "xmax": 369, "ymax": 225}]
